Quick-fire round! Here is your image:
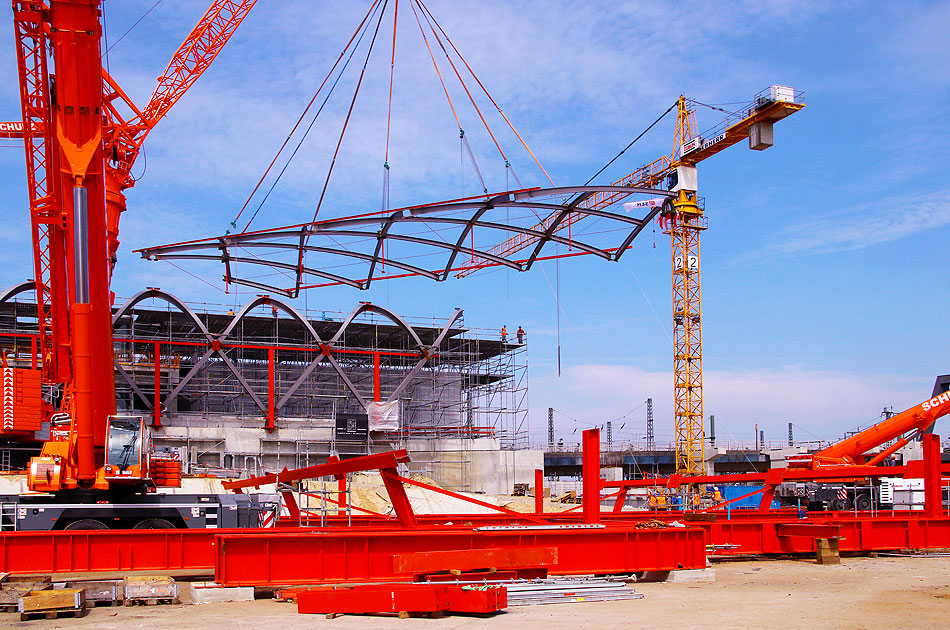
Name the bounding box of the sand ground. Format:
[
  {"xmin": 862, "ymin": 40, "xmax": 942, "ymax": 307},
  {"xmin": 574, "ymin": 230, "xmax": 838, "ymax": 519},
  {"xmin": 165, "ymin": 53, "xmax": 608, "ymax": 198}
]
[{"xmin": 5, "ymin": 555, "xmax": 950, "ymax": 630}]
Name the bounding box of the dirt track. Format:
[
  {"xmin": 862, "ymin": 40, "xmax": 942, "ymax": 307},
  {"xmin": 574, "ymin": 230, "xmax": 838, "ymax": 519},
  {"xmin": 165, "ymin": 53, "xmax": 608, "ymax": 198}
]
[{"xmin": 6, "ymin": 556, "xmax": 950, "ymax": 630}]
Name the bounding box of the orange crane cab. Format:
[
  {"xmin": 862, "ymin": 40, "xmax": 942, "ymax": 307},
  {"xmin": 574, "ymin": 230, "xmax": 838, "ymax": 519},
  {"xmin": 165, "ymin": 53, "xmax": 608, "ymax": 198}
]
[{"xmin": 29, "ymin": 414, "xmax": 160, "ymax": 493}]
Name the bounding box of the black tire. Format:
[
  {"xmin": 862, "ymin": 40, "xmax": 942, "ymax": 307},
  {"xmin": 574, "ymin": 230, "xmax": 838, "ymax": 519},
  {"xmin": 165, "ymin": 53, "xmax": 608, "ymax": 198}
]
[
  {"xmin": 132, "ymin": 518, "xmax": 176, "ymax": 529},
  {"xmin": 830, "ymin": 497, "xmax": 850, "ymax": 511},
  {"xmin": 64, "ymin": 519, "xmax": 108, "ymax": 530},
  {"xmin": 855, "ymin": 494, "xmax": 872, "ymax": 511}
]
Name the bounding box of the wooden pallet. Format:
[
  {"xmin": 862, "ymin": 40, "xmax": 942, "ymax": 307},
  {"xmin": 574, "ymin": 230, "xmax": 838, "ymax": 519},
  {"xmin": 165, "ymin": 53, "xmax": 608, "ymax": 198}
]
[
  {"xmin": 17, "ymin": 588, "xmax": 86, "ymax": 620},
  {"xmin": 20, "ymin": 606, "xmax": 87, "ymax": 621},
  {"xmin": 123, "ymin": 597, "xmax": 178, "ymax": 606}
]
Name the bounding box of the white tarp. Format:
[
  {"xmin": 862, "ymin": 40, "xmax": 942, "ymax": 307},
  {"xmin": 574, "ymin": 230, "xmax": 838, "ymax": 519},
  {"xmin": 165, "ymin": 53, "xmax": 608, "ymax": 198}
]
[
  {"xmin": 623, "ymin": 197, "xmax": 667, "ymax": 212},
  {"xmin": 367, "ymin": 400, "xmax": 400, "ymax": 431}
]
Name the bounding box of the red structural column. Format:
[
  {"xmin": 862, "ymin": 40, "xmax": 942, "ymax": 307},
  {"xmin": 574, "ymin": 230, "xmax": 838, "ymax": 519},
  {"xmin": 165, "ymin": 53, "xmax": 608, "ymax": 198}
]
[
  {"xmin": 924, "ymin": 433, "xmax": 942, "ymax": 517},
  {"xmin": 30, "ymin": 336, "xmax": 36, "ymax": 370},
  {"xmin": 153, "ymin": 342, "xmax": 161, "ymax": 427},
  {"xmin": 338, "ymin": 475, "xmax": 347, "ymax": 508},
  {"xmin": 535, "ymin": 469, "xmax": 544, "ymax": 514},
  {"xmin": 266, "ymin": 347, "xmax": 275, "ymax": 430},
  {"xmin": 583, "ymin": 428, "xmax": 601, "ymax": 524},
  {"xmin": 373, "ymin": 353, "xmax": 381, "ymax": 402}
]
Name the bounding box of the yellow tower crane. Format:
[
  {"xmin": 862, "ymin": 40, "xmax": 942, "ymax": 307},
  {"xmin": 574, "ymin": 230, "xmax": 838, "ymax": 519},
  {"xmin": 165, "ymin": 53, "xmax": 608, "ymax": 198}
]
[{"xmin": 458, "ymin": 86, "xmax": 805, "ymax": 475}]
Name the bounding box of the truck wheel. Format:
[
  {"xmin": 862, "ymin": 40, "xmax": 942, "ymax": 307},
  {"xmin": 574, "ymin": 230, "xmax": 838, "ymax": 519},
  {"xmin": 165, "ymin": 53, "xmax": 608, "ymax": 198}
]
[
  {"xmin": 64, "ymin": 519, "xmax": 108, "ymax": 530},
  {"xmin": 855, "ymin": 494, "xmax": 872, "ymax": 511},
  {"xmin": 830, "ymin": 498, "xmax": 850, "ymax": 511},
  {"xmin": 133, "ymin": 518, "xmax": 176, "ymax": 529}
]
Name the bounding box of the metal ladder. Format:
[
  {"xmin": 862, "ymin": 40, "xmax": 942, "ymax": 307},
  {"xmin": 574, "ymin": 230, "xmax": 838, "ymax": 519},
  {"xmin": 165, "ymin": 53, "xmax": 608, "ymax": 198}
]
[
  {"xmin": 0, "ymin": 502, "xmax": 17, "ymax": 531},
  {"xmin": 204, "ymin": 505, "xmax": 219, "ymax": 528}
]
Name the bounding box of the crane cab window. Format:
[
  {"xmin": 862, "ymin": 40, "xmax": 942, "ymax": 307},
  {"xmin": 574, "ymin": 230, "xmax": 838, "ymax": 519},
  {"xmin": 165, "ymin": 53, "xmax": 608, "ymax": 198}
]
[{"xmin": 106, "ymin": 417, "xmax": 143, "ymax": 471}]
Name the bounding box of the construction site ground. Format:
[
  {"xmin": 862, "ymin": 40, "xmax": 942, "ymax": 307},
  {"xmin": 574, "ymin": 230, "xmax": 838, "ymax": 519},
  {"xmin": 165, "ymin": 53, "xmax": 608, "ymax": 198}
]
[{"xmin": 5, "ymin": 555, "xmax": 948, "ymax": 629}]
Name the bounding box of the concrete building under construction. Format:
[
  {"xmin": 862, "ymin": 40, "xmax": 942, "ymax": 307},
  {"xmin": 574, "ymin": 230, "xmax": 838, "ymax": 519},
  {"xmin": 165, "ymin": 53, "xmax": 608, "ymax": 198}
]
[{"xmin": 0, "ymin": 287, "xmax": 538, "ymax": 493}]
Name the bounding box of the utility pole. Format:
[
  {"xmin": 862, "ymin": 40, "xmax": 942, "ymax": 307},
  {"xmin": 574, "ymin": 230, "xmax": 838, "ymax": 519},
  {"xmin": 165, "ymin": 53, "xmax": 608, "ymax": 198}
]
[
  {"xmin": 788, "ymin": 422, "xmax": 794, "ymax": 446},
  {"xmin": 547, "ymin": 407, "xmax": 554, "ymax": 449},
  {"xmin": 709, "ymin": 415, "xmax": 716, "ymax": 447},
  {"xmin": 606, "ymin": 421, "xmax": 613, "ymax": 451},
  {"xmin": 646, "ymin": 398, "xmax": 655, "ymax": 450}
]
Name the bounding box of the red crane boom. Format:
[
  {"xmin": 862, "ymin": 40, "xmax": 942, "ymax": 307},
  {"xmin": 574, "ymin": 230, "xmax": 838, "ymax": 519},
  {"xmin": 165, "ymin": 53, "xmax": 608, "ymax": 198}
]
[{"xmin": 8, "ymin": 0, "xmax": 255, "ymax": 493}]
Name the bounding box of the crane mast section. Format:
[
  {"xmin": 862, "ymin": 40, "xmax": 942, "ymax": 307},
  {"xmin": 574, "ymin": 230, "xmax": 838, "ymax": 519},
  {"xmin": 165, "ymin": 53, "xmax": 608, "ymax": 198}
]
[
  {"xmin": 670, "ymin": 193, "xmax": 705, "ymax": 475},
  {"xmin": 12, "ymin": 2, "xmax": 69, "ymax": 385}
]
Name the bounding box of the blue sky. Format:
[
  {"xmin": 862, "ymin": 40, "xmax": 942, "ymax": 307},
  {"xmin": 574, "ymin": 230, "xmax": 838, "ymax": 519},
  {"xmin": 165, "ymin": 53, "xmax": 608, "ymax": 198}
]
[{"xmin": 0, "ymin": 1, "xmax": 947, "ymax": 448}]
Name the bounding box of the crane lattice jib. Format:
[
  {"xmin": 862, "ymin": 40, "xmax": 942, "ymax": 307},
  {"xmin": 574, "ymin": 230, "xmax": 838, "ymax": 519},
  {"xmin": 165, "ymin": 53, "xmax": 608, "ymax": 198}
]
[
  {"xmin": 105, "ymin": 0, "xmax": 256, "ymax": 191},
  {"xmin": 458, "ymin": 93, "xmax": 805, "ymax": 278},
  {"xmin": 12, "ymin": 1, "xmax": 67, "ymax": 384},
  {"xmin": 454, "ymin": 154, "xmax": 671, "ymax": 277}
]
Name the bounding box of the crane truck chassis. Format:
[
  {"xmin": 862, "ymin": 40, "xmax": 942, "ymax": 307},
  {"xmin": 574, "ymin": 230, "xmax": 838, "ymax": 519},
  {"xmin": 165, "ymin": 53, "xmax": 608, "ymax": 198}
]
[{"xmin": 0, "ymin": 491, "xmax": 279, "ymax": 531}]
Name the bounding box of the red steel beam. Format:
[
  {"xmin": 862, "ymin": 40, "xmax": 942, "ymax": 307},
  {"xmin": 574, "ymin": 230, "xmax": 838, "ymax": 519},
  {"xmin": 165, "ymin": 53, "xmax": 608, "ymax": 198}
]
[
  {"xmin": 535, "ymin": 469, "xmax": 544, "ymax": 514},
  {"xmin": 6, "ymin": 514, "xmax": 950, "ymax": 576},
  {"xmin": 213, "ymin": 525, "xmax": 706, "ymax": 586},
  {"xmin": 397, "ymin": 475, "xmax": 548, "ymax": 524},
  {"xmin": 924, "ymin": 433, "xmax": 942, "ymax": 517},
  {"xmin": 222, "ymin": 450, "xmax": 411, "ymax": 491},
  {"xmin": 582, "ymin": 428, "xmax": 601, "ymax": 524}
]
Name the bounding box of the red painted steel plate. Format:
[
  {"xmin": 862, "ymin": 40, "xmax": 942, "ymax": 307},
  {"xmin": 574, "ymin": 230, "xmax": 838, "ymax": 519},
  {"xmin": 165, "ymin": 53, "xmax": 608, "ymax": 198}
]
[{"xmin": 214, "ymin": 525, "xmax": 706, "ymax": 586}]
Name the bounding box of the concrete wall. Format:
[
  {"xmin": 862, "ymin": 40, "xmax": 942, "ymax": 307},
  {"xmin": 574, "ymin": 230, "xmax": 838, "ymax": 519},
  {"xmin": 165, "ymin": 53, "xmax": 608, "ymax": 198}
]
[{"xmin": 404, "ymin": 438, "xmax": 542, "ymax": 494}]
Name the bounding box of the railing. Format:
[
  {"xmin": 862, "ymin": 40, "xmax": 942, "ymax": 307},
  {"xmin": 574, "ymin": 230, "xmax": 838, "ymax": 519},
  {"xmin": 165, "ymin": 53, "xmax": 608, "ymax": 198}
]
[{"xmin": 382, "ymin": 425, "xmax": 496, "ymax": 440}]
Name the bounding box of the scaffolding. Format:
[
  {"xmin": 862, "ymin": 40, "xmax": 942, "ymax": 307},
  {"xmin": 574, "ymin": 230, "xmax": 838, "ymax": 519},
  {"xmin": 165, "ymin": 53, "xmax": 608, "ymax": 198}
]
[{"xmin": 0, "ymin": 286, "xmax": 529, "ymax": 485}]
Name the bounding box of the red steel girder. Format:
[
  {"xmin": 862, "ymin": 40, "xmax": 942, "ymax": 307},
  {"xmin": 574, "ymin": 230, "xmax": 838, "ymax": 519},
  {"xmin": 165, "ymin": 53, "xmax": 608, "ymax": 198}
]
[
  {"xmin": 213, "ymin": 526, "xmax": 706, "ymax": 586},
  {"xmin": 222, "ymin": 450, "xmax": 411, "ymax": 491},
  {"xmin": 296, "ymin": 583, "xmax": 506, "ymax": 615},
  {"xmin": 5, "ymin": 515, "xmax": 950, "ymax": 577}
]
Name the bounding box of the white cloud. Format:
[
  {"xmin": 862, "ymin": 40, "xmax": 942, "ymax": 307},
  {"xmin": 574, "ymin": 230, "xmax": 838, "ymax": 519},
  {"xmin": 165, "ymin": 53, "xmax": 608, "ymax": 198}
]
[{"xmin": 749, "ymin": 190, "xmax": 950, "ymax": 257}]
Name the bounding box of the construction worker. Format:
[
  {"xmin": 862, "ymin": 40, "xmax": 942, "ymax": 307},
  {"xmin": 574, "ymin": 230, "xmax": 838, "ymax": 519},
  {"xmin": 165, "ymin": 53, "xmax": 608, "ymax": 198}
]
[
  {"xmin": 648, "ymin": 491, "xmax": 657, "ymax": 509},
  {"xmin": 500, "ymin": 325, "xmax": 508, "ymax": 343},
  {"xmin": 516, "ymin": 326, "xmax": 525, "ymax": 343},
  {"xmin": 657, "ymin": 492, "xmax": 668, "ymax": 510},
  {"xmin": 713, "ymin": 487, "xmax": 723, "ymax": 503}
]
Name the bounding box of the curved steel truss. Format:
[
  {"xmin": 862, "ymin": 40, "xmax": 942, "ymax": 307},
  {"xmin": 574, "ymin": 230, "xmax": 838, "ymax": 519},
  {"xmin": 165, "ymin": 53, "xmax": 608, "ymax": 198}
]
[
  {"xmin": 1, "ymin": 285, "xmax": 466, "ymax": 426},
  {"xmin": 139, "ymin": 186, "xmax": 673, "ymax": 298},
  {"xmin": 111, "ymin": 290, "xmax": 463, "ymax": 422}
]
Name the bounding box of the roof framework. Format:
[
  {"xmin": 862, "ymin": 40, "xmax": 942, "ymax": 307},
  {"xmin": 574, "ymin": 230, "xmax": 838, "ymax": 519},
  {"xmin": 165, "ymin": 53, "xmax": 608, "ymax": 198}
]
[{"xmin": 139, "ymin": 186, "xmax": 673, "ymax": 298}]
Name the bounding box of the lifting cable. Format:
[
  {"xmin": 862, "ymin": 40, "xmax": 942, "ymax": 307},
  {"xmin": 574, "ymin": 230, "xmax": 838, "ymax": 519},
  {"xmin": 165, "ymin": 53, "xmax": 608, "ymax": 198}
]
[
  {"xmin": 418, "ymin": 0, "xmax": 556, "ymax": 188},
  {"xmin": 417, "ymin": 0, "xmax": 510, "ymax": 183},
  {"xmin": 383, "ymin": 0, "xmax": 399, "ymax": 211},
  {"xmin": 311, "ymin": 0, "xmax": 391, "ymax": 225},
  {"xmin": 583, "ymin": 100, "xmax": 678, "ymax": 186},
  {"xmin": 381, "ymin": 0, "xmax": 400, "ymax": 272},
  {"xmin": 408, "ymin": 0, "xmax": 488, "ymax": 196},
  {"xmin": 234, "ymin": 0, "xmax": 384, "ymax": 232}
]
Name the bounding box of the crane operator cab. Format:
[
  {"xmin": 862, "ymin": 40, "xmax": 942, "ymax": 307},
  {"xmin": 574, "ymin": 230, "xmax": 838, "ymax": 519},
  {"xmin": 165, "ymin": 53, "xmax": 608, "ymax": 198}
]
[
  {"xmin": 29, "ymin": 414, "xmax": 180, "ymax": 493},
  {"xmin": 103, "ymin": 416, "xmax": 149, "ymax": 481}
]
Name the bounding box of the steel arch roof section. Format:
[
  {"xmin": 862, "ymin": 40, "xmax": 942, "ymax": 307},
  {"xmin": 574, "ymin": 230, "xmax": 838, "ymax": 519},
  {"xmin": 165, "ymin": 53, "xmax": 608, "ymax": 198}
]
[
  {"xmin": 138, "ymin": 186, "xmax": 672, "ymax": 295},
  {"xmin": 110, "ymin": 290, "xmax": 467, "ymax": 420}
]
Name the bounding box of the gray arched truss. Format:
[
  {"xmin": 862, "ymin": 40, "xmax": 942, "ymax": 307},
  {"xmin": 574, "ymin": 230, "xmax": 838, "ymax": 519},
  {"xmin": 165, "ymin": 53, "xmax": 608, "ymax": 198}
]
[
  {"xmin": 139, "ymin": 186, "xmax": 672, "ymax": 298},
  {"xmin": 111, "ymin": 290, "xmax": 464, "ymax": 421}
]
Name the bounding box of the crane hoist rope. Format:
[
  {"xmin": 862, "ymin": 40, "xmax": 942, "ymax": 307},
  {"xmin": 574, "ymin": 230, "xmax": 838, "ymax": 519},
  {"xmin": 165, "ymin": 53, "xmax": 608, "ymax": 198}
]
[{"xmin": 233, "ymin": 0, "xmax": 384, "ymax": 233}]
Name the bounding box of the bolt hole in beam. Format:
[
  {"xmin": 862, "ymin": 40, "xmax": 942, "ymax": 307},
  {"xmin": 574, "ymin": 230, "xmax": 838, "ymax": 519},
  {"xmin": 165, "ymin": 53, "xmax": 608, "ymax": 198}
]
[{"xmin": 138, "ymin": 186, "xmax": 672, "ymax": 297}]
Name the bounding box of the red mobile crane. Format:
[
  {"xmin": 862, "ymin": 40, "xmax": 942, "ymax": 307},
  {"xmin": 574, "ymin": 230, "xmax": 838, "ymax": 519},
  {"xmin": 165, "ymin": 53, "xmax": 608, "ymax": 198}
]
[
  {"xmin": 0, "ymin": 1, "xmax": 275, "ymax": 530},
  {"xmin": 772, "ymin": 377, "xmax": 950, "ymax": 510}
]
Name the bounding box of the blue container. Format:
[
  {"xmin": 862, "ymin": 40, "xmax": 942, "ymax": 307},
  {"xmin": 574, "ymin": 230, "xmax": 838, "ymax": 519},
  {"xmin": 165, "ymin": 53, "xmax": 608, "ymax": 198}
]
[{"xmin": 719, "ymin": 485, "xmax": 780, "ymax": 510}]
